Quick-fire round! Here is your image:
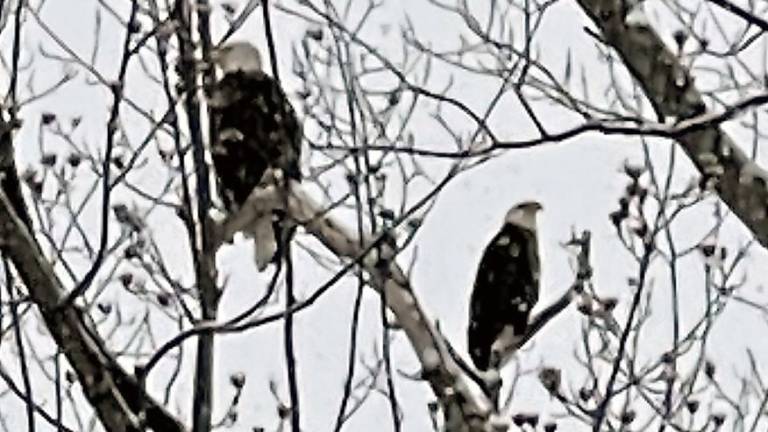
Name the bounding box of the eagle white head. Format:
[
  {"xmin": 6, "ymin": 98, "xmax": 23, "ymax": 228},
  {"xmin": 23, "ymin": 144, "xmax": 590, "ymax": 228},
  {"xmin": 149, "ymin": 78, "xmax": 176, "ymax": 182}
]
[
  {"xmin": 212, "ymin": 41, "xmax": 263, "ymax": 74},
  {"xmin": 504, "ymin": 201, "xmax": 543, "ymax": 232}
]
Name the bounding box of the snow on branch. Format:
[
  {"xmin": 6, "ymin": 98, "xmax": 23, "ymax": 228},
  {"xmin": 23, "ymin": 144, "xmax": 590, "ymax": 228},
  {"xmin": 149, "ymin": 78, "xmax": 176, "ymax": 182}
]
[
  {"xmin": 576, "ymin": 0, "xmax": 768, "ymax": 249},
  {"xmin": 217, "ymin": 179, "xmax": 492, "ymax": 429},
  {"xmin": 219, "ymin": 180, "xmax": 591, "ymax": 430}
]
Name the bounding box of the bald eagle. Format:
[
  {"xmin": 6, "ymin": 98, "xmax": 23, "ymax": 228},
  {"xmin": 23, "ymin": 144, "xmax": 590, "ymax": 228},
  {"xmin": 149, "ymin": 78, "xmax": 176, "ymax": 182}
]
[
  {"xmin": 468, "ymin": 201, "xmax": 542, "ymax": 370},
  {"xmin": 210, "ymin": 42, "xmax": 301, "ymax": 270}
]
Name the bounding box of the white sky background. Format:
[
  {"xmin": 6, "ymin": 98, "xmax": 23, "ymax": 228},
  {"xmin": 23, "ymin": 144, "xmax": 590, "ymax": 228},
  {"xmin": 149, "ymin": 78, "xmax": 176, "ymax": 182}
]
[{"xmin": 3, "ymin": 0, "xmax": 768, "ymax": 431}]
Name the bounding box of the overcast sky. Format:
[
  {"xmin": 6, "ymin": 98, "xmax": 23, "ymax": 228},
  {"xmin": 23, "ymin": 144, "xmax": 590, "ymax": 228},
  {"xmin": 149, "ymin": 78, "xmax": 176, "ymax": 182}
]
[{"xmin": 3, "ymin": 0, "xmax": 768, "ymax": 431}]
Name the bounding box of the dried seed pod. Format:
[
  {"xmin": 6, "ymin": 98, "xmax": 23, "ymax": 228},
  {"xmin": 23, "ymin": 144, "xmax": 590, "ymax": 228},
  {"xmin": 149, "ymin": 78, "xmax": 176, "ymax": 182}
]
[
  {"xmin": 229, "ymin": 372, "xmax": 246, "ymax": 389},
  {"xmin": 705, "ymin": 360, "xmax": 716, "ymax": 379},
  {"xmin": 672, "ymin": 29, "xmax": 688, "ymax": 49},
  {"xmin": 701, "ymin": 245, "xmax": 716, "ymax": 258},
  {"xmin": 305, "ymin": 27, "xmax": 323, "ymax": 41},
  {"xmin": 685, "ymin": 399, "xmax": 699, "ymax": 413},
  {"xmin": 621, "ymin": 409, "xmax": 636, "ymax": 424},
  {"xmin": 577, "ymin": 302, "xmax": 593, "ymax": 316},
  {"xmin": 601, "ymin": 297, "xmax": 618, "ymax": 311},
  {"xmin": 119, "ymin": 272, "xmax": 133, "ymax": 287},
  {"xmin": 41, "ymin": 112, "xmax": 56, "ymax": 125},
  {"xmin": 623, "ymin": 161, "xmax": 645, "ymax": 180},
  {"xmin": 67, "ymin": 153, "xmax": 82, "ymax": 168},
  {"xmin": 157, "ymin": 292, "xmax": 171, "ymax": 307},
  {"xmin": 538, "ymin": 367, "xmax": 562, "ymax": 396},
  {"xmin": 610, "ymin": 209, "xmax": 627, "ymax": 228},
  {"xmin": 512, "ymin": 414, "xmax": 527, "ymax": 427},
  {"xmin": 578, "ymin": 387, "xmax": 592, "ymax": 401},
  {"xmin": 41, "ymin": 153, "xmax": 57, "ymax": 167}
]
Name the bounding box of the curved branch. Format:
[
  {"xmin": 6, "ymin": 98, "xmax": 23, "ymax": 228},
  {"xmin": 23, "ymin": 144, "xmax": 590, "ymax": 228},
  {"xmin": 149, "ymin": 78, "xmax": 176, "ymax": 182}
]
[{"xmin": 215, "ymin": 180, "xmax": 492, "ymax": 431}]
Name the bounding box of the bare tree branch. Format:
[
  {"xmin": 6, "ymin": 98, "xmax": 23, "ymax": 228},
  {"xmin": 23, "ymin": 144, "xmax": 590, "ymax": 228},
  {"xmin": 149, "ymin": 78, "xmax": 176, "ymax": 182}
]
[
  {"xmin": 215, "ymin": 180, "xmax": 490, "ymax": 430},
  {"xmin": 0, "ymin": 190, "xmax": 186, "ymax": 432},
  {"xmin": 577, "ymin": 0, "xmax": 768, "ymax": 249}
]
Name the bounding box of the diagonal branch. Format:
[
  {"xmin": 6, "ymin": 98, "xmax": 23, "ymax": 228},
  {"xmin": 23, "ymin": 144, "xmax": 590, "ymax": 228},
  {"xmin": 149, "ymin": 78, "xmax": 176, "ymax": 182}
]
[
  {"xmin": 0, "ymin": 189, "xmax": 186, "ymax": 432},
  {"xmin": 576, "ymin": 0, "xmax": 768, "ymax": 249},
  {"xmin": 217, "ymin": 180, "xmax": 492, "ymax": 431},
  {"xmin": 705, "ymin": 0, "xmax": 768, "ymax": 31}
]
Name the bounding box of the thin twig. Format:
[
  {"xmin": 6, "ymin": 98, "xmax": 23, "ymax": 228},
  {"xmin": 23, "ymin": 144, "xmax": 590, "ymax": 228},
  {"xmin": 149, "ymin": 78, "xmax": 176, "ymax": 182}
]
[
  {"xmin": 61, "ymin": 0, "xmax": 140, "ymax": 306},
  {"xmin": 593, "ymin": 246, "xmax": 654, "ymax": 431}
]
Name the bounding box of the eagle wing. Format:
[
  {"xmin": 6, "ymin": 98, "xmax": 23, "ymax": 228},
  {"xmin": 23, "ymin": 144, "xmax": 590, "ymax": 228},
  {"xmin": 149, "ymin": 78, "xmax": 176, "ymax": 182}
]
[
  {"xmin": 210, "ymin": 70, "xmax": 301, "ymax": 211},
  {"xmin": 468, "ymin": 223, "xmax": 540, "ymax": 370},
  {"xmin": 210, "ymin": 70, "xmax": 302, "ymax": 271}
]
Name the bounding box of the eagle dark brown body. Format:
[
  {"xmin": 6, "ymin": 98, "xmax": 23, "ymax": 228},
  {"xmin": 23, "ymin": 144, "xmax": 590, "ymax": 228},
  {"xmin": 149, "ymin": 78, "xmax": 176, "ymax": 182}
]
[
  {"xmin": 210, "ymin": 70, "xmax": 301, "ymax": 211},
  {"xmin": 468, "ymin": 203, "xmax": 541, "ymax": 370}
]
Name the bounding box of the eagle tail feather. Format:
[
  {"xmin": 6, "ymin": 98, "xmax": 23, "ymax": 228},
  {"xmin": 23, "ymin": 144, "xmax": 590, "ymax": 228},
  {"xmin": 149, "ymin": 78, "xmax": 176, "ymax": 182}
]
[{"xmin": 247, "ymin": 215, "xmax": 277, "ymax": 272}]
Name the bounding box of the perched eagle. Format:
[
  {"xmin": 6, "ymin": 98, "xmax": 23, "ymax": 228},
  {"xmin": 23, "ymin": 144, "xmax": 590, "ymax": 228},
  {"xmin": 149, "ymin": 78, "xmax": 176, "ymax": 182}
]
[
  {"xmin": 468, "ymin": 201, "xmax": 542, "ymax": 370},
  {"xmin": 209, "ymin": 42, "xmax": 302, "ymax": 270}
]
